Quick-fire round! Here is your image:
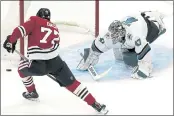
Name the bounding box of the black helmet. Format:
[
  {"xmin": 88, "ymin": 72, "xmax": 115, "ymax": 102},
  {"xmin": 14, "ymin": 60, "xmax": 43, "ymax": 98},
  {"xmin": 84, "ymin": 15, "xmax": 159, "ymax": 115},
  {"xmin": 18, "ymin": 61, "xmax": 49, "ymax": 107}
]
[{"xmin": 36, "ymin": 8, "xmax": 51, "ymax": 21}]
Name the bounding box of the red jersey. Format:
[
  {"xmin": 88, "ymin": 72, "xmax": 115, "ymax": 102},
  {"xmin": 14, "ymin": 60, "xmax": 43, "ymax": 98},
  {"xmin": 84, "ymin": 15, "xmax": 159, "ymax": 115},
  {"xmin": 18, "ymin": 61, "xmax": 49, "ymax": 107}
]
[{"xmin": 9, "ymin": 16, "xmax": 60, "ymax": 60}]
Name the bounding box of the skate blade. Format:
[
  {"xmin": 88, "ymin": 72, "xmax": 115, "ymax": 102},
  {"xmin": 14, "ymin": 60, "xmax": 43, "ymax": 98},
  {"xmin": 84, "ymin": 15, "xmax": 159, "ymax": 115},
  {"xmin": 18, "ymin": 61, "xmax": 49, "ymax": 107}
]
[
  {"xmin": 26, "ymin": 98, "xmax": 40, "ymax": 102},
  {"xmin": 102, "ymin": 110, "xmax": 109, "ymax": 115},
  {"xmin": 96, "ymin": 110, "xmax": 109, "ymax": 115}
]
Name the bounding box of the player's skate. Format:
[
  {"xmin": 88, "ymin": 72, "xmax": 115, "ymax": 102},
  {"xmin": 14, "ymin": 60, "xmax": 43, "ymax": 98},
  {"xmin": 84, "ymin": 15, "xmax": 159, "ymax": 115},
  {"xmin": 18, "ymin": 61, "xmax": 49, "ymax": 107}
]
[
  {"xmin": 22, "ymin": 89, "xmax": 39, "ymax": 101},
  {"xmin": 92, "ymin": 101, "xmax": 109, "ymax": 115}
]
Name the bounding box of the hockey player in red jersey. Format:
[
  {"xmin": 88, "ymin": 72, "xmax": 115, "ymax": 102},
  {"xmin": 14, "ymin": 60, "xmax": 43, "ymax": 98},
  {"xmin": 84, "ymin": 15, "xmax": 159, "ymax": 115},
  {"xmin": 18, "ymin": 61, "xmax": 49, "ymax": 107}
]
[{"xmin": 3, "ymin": 8, "xmax": 108, "ymax": 114}]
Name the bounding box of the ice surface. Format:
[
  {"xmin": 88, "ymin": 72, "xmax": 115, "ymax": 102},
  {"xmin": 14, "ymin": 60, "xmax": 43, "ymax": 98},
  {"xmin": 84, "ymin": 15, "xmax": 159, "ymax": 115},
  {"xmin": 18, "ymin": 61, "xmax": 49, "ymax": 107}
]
[{"xmin": 1, "ymin": 1, "xmax": 173, "ymax": 115}]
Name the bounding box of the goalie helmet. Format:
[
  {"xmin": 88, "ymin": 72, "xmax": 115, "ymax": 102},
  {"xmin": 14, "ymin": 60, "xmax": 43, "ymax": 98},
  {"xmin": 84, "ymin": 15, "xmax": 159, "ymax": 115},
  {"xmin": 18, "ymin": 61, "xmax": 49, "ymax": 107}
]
[
  {"xmin": 36, "ymin": 8, "xmax": 51, "ymax": 21},
  {"xmin": 108, "ymin": 20, "xmax": 126, "ymax": 43}
]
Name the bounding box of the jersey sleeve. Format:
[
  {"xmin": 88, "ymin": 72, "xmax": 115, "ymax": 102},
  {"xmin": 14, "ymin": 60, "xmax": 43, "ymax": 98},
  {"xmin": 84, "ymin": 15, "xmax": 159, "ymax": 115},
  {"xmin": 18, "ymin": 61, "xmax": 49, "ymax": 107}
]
[{"xmin": 9, "ymin": 16, "xmax": 35, "ymax": 43}]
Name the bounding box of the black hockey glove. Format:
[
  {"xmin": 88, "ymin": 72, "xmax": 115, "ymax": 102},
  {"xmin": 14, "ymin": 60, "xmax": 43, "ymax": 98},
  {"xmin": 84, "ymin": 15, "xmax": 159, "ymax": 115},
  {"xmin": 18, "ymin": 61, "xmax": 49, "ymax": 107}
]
[{"xmin": 3, "ymin": 35, "xmax": 17, "ymax": 53}]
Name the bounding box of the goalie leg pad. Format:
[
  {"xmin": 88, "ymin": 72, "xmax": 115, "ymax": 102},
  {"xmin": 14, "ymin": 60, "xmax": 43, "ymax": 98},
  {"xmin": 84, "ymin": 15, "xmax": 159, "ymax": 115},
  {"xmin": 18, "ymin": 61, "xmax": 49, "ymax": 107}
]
[
  {"xmin": 141, "ymin": 11, "xmax": 166, "ymax": 44},
  {"xmin": 142, "ymin": 15, "xmax": 160, "ymax": 44},
  {"xmin": 77, "ymin": 48, "xmax": 100, "ymax": 70},
  {"xmin": 77, "ymin": 34, "xmax": 117, "ymax": 71},
  {"xmin": 77, "ymin": 41, "xmax": 102, "ymax": 70}
]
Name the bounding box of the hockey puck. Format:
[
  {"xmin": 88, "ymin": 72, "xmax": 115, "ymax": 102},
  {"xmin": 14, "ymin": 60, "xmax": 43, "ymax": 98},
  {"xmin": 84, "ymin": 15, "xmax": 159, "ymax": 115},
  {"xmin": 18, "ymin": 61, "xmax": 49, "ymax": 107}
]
[{"xmin": 6, "ymin": 69, "xmax": 12, "ymax": 72}]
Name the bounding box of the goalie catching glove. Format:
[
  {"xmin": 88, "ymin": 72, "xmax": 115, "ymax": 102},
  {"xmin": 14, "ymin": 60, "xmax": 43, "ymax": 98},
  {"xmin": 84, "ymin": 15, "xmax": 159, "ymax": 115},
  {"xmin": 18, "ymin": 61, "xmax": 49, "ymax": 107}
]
[{"xmin": 3, "ymin": 35, "xmax": 17, "ymax": 53}]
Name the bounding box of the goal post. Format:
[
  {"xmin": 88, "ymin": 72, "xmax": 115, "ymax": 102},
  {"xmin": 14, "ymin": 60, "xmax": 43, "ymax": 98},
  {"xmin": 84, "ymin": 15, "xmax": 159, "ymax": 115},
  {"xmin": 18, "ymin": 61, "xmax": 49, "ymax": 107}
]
[
  {"xmin": 95, "ymin": 0, "xmax": 99, "ymax": 38},
  {"xmin": 19, "ymin": 0, "xmax": 24, "ymax": 56}
]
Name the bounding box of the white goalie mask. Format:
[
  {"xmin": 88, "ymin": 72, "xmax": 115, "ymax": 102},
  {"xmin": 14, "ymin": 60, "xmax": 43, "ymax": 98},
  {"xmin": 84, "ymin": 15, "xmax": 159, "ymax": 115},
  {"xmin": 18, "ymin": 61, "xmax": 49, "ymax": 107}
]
[{"xmin": 108, "ymin": 20, "xmax": 126, "ymax": 43}]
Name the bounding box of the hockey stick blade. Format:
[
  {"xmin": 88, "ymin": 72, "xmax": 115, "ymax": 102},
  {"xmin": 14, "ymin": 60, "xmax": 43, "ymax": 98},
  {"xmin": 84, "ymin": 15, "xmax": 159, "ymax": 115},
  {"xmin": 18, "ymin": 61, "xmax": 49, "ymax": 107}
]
[{"xmin": 88, "ymin": 65, "xmax": 112, "ymax": 81}]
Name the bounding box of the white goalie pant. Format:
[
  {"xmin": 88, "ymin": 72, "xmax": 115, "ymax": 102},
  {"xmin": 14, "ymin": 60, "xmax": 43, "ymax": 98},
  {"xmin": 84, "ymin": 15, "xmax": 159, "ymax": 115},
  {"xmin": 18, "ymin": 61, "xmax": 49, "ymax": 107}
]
[{"xmin": 113, "ymin": 46, "xmax": 129, "ymax": 61}]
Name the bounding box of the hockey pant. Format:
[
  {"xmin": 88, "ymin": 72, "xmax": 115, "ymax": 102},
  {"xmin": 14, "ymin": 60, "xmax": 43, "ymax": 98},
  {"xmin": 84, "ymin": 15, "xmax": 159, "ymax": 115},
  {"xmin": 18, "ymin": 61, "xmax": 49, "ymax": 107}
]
[{"xmin": 18, "ymin": 55, "xmax": 76, "ymax": 86}]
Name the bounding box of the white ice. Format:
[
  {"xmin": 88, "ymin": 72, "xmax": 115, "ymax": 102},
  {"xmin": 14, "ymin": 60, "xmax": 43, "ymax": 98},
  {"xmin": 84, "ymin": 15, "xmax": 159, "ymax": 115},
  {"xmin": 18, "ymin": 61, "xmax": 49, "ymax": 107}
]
[{"xmin": 1, "ymin": 1, "xmax": 173, "ymax": 115}]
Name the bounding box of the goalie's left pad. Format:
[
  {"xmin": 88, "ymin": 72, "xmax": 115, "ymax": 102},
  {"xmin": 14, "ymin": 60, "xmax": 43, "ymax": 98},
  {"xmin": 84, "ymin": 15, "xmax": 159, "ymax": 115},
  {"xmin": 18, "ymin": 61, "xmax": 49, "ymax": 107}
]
[
  {"xmin": 131, "ymin": 60, "xmax": 153, "ymax": 79},
  {"xmin": 131, "ymin": 51, "xmax": 153, "ymax": 79},
  {"xmin": 77, "ymin": 41, "xmax": 102, "ymax": 71}
]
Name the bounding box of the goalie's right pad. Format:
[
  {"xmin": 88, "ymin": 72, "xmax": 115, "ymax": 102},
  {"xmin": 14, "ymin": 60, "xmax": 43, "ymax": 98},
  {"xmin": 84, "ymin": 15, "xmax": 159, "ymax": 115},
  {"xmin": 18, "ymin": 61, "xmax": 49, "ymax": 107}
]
[
  {"xmin": 77, "ymin": 41, "xmax": 102, "ymax": 71},
  {"xmin": 141, "ymin": 11, "xmax": 166, "ymax": 36}
]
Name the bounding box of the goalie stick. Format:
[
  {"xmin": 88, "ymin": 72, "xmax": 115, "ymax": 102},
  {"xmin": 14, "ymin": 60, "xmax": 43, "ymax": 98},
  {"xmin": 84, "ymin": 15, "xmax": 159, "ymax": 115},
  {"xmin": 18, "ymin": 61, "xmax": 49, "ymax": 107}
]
[{"xmin": 79, "ymin": 52, "xmax": 112, "ymax": 81}]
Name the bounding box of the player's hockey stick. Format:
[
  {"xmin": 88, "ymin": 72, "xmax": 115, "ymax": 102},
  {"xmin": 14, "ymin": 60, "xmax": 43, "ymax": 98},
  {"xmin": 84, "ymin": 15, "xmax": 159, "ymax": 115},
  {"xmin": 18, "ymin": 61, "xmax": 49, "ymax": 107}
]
[
  {"xmin": 14, "ymin": 50, "xmax": 60, "ymax": 84},
  {"xmin": 79, "ymin": 52, "xmax": 112, "ymax": 81}
]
